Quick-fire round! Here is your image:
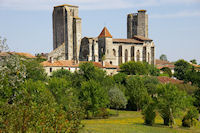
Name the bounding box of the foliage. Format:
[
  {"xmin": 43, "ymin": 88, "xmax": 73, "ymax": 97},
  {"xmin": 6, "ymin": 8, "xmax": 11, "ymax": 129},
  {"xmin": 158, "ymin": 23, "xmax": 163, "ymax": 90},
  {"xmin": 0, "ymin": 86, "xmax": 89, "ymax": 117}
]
[
  {"xmin": 22, "ymin": 59, "xmax": 47, "ymax": 81},
  {"xmin": 161, "ymin": 67, "xmax": 172, "ymax": 77},
  {"xmin": 148, "ymin": 64, "xmax": 160, "ymax": 76},
  {"xmin": 51, "ymin": 69, "xmax": 72, "ymax": 79},
  {"xmin": 174, "ymin": 59, "xmax": 191, "ymax": 80},
  {"xmin": 120, "ymin": 61, "xmax": 148, "ymax": 75},
  {"xmin": 156, "ymin": 83, "xmax": 191, "ymax": 126},
  {"xmin": 0, "ymin": 80, "xmax": 81, "ymax": 132},
  {"xmin": 182, "ymin": 107, "xmax": 199, "ymax": 127},
  {"xmin": 160, "ymin": 54, "xmax": 167, "ymax": 61},
  {"xmin": 0, "ymin": 36, "xmax": 9, "ymax": 52},
  {"xmin": 113, "ymin": 72, "xmax": 127, "ymax": 85},
  {"xmin": 108, "ymin": 87, "xmax": 127, "ymax": 109},
  {"xmin": 79, "ymin": 62, "xmax": 106, "ymax": 81},
  {"xmin": 0, "ymin": 55, "xmax": 26, "ymax": 104},
  {"xmin": 175, "ymin": 83, "xmax": 198, "ymax": 95},
  {"xmin": 126, "ymin": 76, "xmax": 149, "ymax": 111},
  {"xmin": 194, "ymin": 88, "xmax": 200, "ymax": 112},
  {"xmin": 143, "ymin": 76, "xmax": 160, "ymax": 97},
  {"xmin": 79, "ymin": 80, "xmax": 109, "ymax": 118},
  {"xmin": 190, "ymin": 59, "xmax": 197, "ymax": 64},
  {"xmin": 185, "ymin": 70, "xmax": 200, "ymax": 88},
  {"xmin": 142, "ymin": 101, "xmax": 156, "ymax": 125}
]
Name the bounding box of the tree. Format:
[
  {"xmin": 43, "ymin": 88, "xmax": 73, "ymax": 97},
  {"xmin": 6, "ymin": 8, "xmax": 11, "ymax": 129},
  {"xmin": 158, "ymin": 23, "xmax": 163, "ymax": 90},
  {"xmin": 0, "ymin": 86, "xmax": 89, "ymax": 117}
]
[
  {"xmin": 161, "ymin": 67, "xmax": 172, "ymax": 77},
  {"xmin": 194, "ymin": 88, "xmax": 200, "ymax": 112},
  {"xmin": 190, "ymin": 59, "xmax": 197, "ymax": 64},
  {"xmin": 126, "ymin": 76, "xmax": 149, "ymax": 111},
  {"xmin": 51, "ymin": 69, "xmax": 72, "ymax": 79},
  {"xmin": 120, "ymin": 61, "xmax": 148, "ymax": 75},
  {"xmin": 156, "ymin": 83, "xmax": 191, "ymax": 126},
  {"xmin": 182, "ymin": 107, "xmax": 199, "ymax": 127},
  {"xmin": 0, "ymin": 55, "xmax": 26, "ymax": 104},
  {"xmin": 22, "ymin": 59, "xmax": 47, "ymax": 81},
  {"xmin": 174, "ymin": 59, "xmax": 191, "ymax": 80},
  {"xmin": 108, "ymin": 87, "xmax": 127, "ymax": 110},
  {"xmin": 79, "ymin": 80, "xmax": 109, "ymax": 118},
  {"xmin": 160, "ymin": 54, "xmax": 167, "ymax": 61},
  {"xmin": 0, "ymin": 36, "xmax": 9, "ymax": 52},
  {"xmin": 0, "ymin": 80, "xmax": 81, "ymax": 132}
]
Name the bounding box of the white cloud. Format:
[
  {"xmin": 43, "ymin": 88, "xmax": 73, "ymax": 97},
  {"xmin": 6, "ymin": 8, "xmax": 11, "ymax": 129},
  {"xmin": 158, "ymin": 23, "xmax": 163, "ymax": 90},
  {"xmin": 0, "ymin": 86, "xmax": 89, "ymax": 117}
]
[
  {"xmin": 151, "ymin": 10, "xmax": 200, "ymax": 18},
  {"xmin": 0, "ymin": 0, "xmax": 200, "ymax": 11}
]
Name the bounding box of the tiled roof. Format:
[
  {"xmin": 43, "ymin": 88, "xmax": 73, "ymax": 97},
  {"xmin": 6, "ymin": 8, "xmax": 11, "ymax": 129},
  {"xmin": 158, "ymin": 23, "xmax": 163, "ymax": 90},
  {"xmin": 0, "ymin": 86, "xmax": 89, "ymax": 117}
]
[
  {"xmin": 113, "ymin": 39, "xmax": 143, "ymax": 44},
  {"xmin": 132, "ymin": 35, "xmax": 152, "ymax": 41},
  {"xmin": 41, "ymin": 60, "xmax": 79, "ymax": 67},
  {"xmin": 98, "ymin": 27, "xmax": 112, "ymax": 38},
  {"xmin": 0, "ymin": 52, "xmax": 36, "ymax": 58},
  {"xmin": 41, "ymin": 60, "xmax": 118, "ymax": 69},
  {"xmin": 157, "ymin": 76, "xmax": 183, "ymax": 84}
]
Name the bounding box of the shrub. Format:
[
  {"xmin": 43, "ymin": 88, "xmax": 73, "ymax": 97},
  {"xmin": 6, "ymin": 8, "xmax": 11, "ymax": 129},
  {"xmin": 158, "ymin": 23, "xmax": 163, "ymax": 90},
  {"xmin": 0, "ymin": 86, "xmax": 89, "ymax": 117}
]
[
  {"xmin": 142, "ymin": 102, "xmax": 156, "ymax": 125},
  {"xmin": 108, "ymin": 87, "xmax": 127, "ymax": 110},
  {"xmin": 51, "ymin": 69, "xmax": 72, "ymax": 79},
  {"xmin": 182, "ymin": 107, "xmax": 199, "ymax": 127},
  {"xmin": 161, "ymin": 67, "xmax": 172, "ymax": 77}
]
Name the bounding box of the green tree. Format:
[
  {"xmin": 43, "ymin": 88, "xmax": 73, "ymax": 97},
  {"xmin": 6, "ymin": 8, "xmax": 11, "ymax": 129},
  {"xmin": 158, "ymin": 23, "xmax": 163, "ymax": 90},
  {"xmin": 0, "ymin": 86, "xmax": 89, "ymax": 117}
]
[
  {"xmin": 194, "ymin": 88, "xmax": 200, "ymax": 112},
  {"xmin": 120, "ymin": 61, "xmax": 148, "ymax": 75},
  {"xmin": 0, "ymin": 80, "xmax": 80, "ymax": 132},
  {"xmin": 108, "ymin": 87, "xmax": 127, "ymax": 110},
  {"xmin": 23, "ymin": 59, "xmax": 47, "ymax": 81},
  {"xmin": 79, "ymin": 80, "xmax": 109, "ymax": 118},
  {"xmin": 182, "ymin": 107, "xmax": 199, "ymax": 127},
  {"xmin": 113, "ymin": 72, "xmax": 127, "ymax": 85},
  {"xmin": 51, "ymin": 69, "xmax": 72, "ymax": 79},
  {"xmin": 159, "ymin": 54, "xmax": 167, "ymax": 61},
  {"xmin": 190, "ymin": 59, "xmax": 197, "ymax": 64},
  {"xmin": 174, "ymin": 59, "xmax": 191, "ymax": 80},
  {"xmin": 161, "ymin": 67, "xmax": 172, "ymax": 77},
  {"xmin": 156, "ymin": 83, "xmax": 191, "ymax": 126},
  {"xmin": 126, "ymin": 76, "xmax": 149, "ymax": 111}
]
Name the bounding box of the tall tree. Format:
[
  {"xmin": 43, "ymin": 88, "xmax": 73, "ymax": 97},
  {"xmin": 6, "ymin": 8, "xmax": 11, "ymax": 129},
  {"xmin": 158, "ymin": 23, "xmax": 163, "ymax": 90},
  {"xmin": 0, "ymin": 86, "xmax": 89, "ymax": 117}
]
[
  {"xmin": 174, "ymin": 59, "xmax": 191, "ymax": 80},
  {"xmin": 159, "ymin": 54, "xmax": 167, "ymax": 61},
  {"xmin": 190, "ymin": 59, "xmax": 197, "ymax": 64},
  {"xmin": 0, "ymin": 36, "xmax": 9, "ymax": 52}
]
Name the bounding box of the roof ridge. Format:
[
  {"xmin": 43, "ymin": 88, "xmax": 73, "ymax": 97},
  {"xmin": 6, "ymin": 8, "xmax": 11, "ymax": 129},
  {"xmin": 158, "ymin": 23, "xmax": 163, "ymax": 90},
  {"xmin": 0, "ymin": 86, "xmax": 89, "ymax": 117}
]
[{"xmin": 98, "ymin": 27, "xmax": 112, "ymax": 38}]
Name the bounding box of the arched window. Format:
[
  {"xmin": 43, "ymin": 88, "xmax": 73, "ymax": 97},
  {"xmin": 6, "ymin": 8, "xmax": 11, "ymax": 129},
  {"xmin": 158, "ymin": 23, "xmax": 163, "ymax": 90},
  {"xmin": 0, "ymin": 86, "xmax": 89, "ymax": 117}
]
[
  {"xmin": 110, "ymin": 61, "xmax": 112, "ymax": 65},
  {"xmin": 131, "ymin": 46, "xmax": 134, "ymax": 61},
  {"xmin": 125, "ymin": 49, "xmax": 128, "ymax": 63},
  {"xmin": 113, "ymin": 49, "xmax": 116, "ymax": 56},
  {"xmin": 136, "ymin": 50, "xmax": 140, "ymax": 61}
]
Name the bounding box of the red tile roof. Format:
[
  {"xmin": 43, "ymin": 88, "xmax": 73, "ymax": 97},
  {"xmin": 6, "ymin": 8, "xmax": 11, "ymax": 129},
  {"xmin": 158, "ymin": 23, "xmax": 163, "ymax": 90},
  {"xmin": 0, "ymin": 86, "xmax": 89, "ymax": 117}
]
[
  {"xmin": 0, "ymin": 52, "xmax": 36, "ymax": 58},
  {"xmin": 113, "ymin": 38, "xmax": 143, "ymax": 44},
  {"xmin": 98, "ymin": 27, "xmax": 112, "ymax": 38},
  {"xmin": 41, "ymin": 60, "xmax": 79, "ymax": 67},
  {"xmin": 157, "ymin": 76, "xmax": 184, "ymax": 84},
  {"xmin": 41, "ymin": 60, "xmax": 118, "ymax": 69}
]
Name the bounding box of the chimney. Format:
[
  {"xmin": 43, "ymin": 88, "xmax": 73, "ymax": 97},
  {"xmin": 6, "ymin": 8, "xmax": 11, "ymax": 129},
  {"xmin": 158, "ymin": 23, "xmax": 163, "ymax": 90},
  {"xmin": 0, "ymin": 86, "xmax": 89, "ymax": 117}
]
[{"xmin": 49, "ymin": 57, "xmax": 54, "ymax": 63}]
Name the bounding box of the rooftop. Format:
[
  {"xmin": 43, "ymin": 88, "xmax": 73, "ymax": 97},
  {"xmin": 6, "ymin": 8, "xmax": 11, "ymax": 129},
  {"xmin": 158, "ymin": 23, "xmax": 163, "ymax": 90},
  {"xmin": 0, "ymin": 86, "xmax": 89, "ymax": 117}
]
[
  {"xmin": 133, "ymin": 35, "xmax": 152, "ymax": 41},
  {"xmin": 98, "ymin": 27, "xmax": 112, "ymax": 38},
  {"xmin": 113, "ymin": 38, "xmax": 143, "ymax": 44}
]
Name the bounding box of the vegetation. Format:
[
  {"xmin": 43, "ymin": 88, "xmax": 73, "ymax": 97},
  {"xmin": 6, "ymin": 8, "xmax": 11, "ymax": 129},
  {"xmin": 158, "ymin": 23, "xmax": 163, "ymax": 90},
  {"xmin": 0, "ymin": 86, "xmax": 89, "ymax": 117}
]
[
  {"xmin": 1, "ymin": 51, "xmax": 200, "ymax": 132},
  {"xmin": 159, "ymin": 54, "xmax": 167, "ymax": 61},
  {"xmin": 160, "ymin": 67, "xmax": 172, "ymax": 77}
]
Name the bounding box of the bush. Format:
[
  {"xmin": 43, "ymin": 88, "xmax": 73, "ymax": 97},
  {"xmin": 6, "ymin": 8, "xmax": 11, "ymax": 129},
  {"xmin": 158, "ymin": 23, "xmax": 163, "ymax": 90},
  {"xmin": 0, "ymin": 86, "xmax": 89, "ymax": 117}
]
[
  {"xmin": 142, "ymin": 102, "xmax": 156, "ymax": 125},
  {"xmin": 108, "ymin": 87, "xmax": 127, "ymax": 110},
  {"xmin": 182, "ymin": 107, "xmax": 199, "ymax": 127},
  {"xmin": 51, "ymin": 69, "xmax": 72, "ymax": 79}
]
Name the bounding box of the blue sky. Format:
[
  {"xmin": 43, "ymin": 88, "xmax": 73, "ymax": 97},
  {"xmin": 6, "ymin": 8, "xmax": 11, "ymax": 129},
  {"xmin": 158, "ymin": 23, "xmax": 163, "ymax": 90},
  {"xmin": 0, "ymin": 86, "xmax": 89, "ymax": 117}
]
[{"xmin": 0, "ymin": 0, "xmax": 200, "ymax": 63}]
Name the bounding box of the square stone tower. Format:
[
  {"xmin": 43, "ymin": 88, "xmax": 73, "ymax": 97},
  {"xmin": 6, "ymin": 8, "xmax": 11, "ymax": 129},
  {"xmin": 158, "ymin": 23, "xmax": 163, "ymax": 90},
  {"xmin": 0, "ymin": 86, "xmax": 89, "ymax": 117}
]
[
  {"xmin": 127, "ymin": 10, "xmax": 148, "ymax": 38},
  {"xmin": 53, "ymin": 4, "xmax": 82, "ymax": 61}
]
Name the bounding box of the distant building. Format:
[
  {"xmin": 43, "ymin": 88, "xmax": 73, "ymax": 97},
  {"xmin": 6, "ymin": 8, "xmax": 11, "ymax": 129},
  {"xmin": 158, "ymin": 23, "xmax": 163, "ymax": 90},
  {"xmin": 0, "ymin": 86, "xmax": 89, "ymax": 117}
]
[{"xmin": 44, "ymin": 4, "xmax": 156, "ymax": 75}]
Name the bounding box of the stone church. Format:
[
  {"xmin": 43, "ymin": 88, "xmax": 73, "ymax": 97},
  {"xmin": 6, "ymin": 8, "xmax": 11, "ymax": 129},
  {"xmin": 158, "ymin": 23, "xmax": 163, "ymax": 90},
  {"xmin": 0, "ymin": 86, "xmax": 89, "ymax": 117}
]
[{"xmin": 48, "ymin": 4, "xmax": 155, "ymax": 66}]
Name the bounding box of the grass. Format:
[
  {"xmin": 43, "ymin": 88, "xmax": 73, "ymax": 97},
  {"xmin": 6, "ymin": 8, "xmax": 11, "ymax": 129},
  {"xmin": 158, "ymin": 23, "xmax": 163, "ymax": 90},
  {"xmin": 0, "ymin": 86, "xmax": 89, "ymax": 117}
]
[{"xmin": 80, "ymin": 110, "xmax": 200, "ymax": 133}]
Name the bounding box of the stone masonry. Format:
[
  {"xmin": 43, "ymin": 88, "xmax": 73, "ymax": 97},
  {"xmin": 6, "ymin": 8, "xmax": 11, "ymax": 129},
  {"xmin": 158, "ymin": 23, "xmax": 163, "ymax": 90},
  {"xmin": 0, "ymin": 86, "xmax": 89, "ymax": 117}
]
[{"xmin": 48, "ymin": 4, "xmax": 155, "ymax": 66}]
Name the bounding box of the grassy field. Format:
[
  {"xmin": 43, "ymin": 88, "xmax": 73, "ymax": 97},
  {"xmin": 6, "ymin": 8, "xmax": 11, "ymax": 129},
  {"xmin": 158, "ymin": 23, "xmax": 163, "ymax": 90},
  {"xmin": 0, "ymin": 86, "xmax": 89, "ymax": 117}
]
[{"xmin": 80, "ymin": 110, "xmax": 200, "ymax": 133}]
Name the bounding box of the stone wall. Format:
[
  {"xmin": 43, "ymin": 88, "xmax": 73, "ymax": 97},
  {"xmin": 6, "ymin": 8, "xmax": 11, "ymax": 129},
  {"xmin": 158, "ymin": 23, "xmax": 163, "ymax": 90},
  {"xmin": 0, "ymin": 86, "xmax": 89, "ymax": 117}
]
[{"xmin": 48, "ymin": 43, "xmax": 66, "ymax": 61}]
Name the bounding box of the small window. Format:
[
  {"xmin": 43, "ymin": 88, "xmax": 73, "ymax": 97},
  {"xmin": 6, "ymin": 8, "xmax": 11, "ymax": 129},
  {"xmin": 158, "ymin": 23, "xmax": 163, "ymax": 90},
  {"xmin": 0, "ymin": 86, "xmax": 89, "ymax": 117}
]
[
  {"xmin": 50, "ymin": 67, "xmax": 52, "ymax": 73},
  {"xmin": 61, "ymin": 67, "xmax": 63, "ymax": 69},
  {"xmin": 110, "ymin": 61, "xmax": 112, "ymax": 65},
  {"xmin": 107, "ymin": 49, "xmax": 109, "ymax": 54}
]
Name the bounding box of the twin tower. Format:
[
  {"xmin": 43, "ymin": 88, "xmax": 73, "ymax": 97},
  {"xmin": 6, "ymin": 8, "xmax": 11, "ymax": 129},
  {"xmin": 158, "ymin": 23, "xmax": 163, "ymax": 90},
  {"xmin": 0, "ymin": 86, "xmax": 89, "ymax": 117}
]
[{"xmin": 52, "ymin": 4, "xmax": 150, "ymax": 63}]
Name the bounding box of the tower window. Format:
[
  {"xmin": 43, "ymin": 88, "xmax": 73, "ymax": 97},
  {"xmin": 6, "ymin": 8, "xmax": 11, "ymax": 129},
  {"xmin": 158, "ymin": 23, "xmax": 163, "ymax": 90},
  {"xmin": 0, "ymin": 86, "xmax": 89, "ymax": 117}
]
[{"xmin": 50, "ymin": 67, "xmax": 52, "ymax": 73}]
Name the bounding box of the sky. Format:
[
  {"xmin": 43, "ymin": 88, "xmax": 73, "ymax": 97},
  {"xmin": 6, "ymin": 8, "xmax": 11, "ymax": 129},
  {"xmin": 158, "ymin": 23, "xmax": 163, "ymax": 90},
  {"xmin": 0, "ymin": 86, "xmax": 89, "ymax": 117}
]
[{"xmin": 0, "ymin": 0, "xmax": 200, "ymax": 63}]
